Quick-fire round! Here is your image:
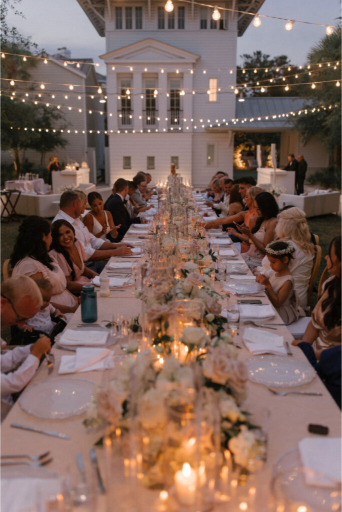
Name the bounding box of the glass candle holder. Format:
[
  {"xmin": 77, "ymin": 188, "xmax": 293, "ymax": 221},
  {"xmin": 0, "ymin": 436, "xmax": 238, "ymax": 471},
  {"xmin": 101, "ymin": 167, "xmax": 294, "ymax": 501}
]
[{"xmin": 171, "ymin": 299, "xmax": 205, "ymax": 362}]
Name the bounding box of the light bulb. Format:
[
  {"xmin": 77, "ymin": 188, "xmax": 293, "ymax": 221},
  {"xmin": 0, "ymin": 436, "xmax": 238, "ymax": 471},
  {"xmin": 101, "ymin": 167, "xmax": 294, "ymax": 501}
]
[
  {"xmin": 126, "ymin": 89, "xmax": 130, "ymax": 95},
  {"xmin": 285, "ymin": 85, "xmax": 289, "ymax": 91},
  {"xmin": 326, "ymin": 25, "xmax": 333, "ymax": 35},
  {"xmin": 77, "ymin": 63, "xmax": 80, "ymax": 68},
  {"xmin": 165, "ymin": 0, "xmax": 174, "ymax": 12},
  {"xmin": 336, "ymin": 81, "xmax": 340, "ymax": 87},
  {"xmin": 154, "ymin": 89, "xmax": 158, "ymax": 95},
  {"xmin": 44, "ymin": 59, "xmax": 48, "ymax": 64},
  {"xmin": 40, "ymin": 83, "xmax": 45, "ymax": 89},
  {"xmin": 161, "ymin": 68, "xmax": 164, "ymax": 73},
  {"xmin": 69, "ymin": 85, "xmax": 74, "ymax": 90},
  {"xmin": 285, "ymin": 20, "xmax": 294, "ymax": 31},
  {"xmin": 212, "ymin": 7, "xmax": 221, "ymax": 21},
  {"xmin": 311, "ymin": 83, "xmax": 316, "ymax": 89},
  {"xmin": 254, "ymin": 69, "xmax": 257, "ymax": 73},
  {"xmin": 10, "ymin": 80, "xmax": 15, "ymax": 86},
  {"xmin": 112, "ymin": 66, "xmax": 115, "ymax": 70},
  {"xmin": 64, "ymin": 61, "xmax": 68, "ymax": 66},
  {"xmin": 261, "ymin": 87, "xmax": 265, "ymax": 92},
  {"xmin": 234, "ymin": 88, "xmax": 239, "ymax": 94},
  {"xmin": 98, "ymin": 87, "xmax": 102, "ymax": 94},
  {"xmin": 1, "ymin": 53, "xmax": 5, "ymax": 58},
  {"xmin": 23, "ymin": 56, "xmax": 27, "ymax": 61},
  {"xmin": 253, "ymin": 15, "xmax": 261, "ymax": 27},
  {"xmin": 207, "ymin": 90, "xmax": 210, "ymax": 95}
]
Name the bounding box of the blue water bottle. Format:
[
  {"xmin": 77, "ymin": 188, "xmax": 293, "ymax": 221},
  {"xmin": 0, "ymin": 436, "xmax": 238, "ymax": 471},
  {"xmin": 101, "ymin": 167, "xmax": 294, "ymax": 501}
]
[{"xmin": 81, "ymin": 285, "xmax": 98, "ymax": 323}]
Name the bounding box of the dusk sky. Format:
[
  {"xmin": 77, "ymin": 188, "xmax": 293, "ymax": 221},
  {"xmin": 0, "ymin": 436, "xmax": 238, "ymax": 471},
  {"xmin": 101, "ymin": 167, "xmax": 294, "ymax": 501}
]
[{"xmin": 5, "ymin": 0, "xmax": 340, "ymax": 75}]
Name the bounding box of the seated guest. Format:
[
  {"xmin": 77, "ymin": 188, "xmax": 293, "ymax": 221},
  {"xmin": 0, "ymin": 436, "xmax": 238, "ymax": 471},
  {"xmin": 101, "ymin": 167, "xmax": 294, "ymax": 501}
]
[
  {"xmin": 240, "ymin": 191, "xmax": 279, "ymax": 270},
  {"xmin": 11, "ymin": 216, "xmax": 78, "ymax": 313},
  {"xmin": 256, "ymin": 241, "xmax": 304, "ymax": 324},
  {"xmin": 84, "ymin": 192, "xmax": 120, "ymax": 240},
  {"xmin": 206, "ymin": 178, "xmax": 233, "ymax": 213},
  {"xmin": 20, "ymin": 279, "xmax": 66, "ymax": 336},
  {"xmin": 201, "ymin": 172, "xmax": 226, "ymax": 193},
  {"xmin": 293, "ymin": 236, "xmax": 341, "ymax": 355},
  {"xmin": 1, "ymin": 276, "xmax": 51, "ymax": 420},
  {"xmin": 132, "ymin": 176, "xmax": 150, "ymax": 206},
  {"xmin": 50, "ymin": 220, "xmax": 98, "ymax": 295},
  {"xmin": 127, "ymin": 182, "xmax": 154, "ymax": 217},
  {"xmin": 227, "ymin": 186, "xmax": 264, "ymax": 252},
  {"xmin": 256, "ymin": 207, "xmax": 314, "ymax": 308},
  {"xmin": 207, "ymin": 179, "xmax": 224, "ymax": 205},
  {"xmin": 53, "ymin": 191, "xmax": 133, "ymax": 273},
  {"xmin": 104, "ymin": 178, "xmax": 148, "ymax": 242}
]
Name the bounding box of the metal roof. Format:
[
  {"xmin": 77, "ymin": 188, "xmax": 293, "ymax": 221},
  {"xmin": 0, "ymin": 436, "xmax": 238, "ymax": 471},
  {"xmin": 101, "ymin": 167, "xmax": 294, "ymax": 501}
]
[{"xmin": 76, "ymin": 0, "xmax": 265, "ymax": 37}]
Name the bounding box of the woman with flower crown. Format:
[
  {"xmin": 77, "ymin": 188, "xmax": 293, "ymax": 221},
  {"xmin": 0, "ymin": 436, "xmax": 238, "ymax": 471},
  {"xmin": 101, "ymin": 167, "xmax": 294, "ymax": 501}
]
[{"xmin": 256, "ymin": 240, "xmax": 305, "ymax": 324}]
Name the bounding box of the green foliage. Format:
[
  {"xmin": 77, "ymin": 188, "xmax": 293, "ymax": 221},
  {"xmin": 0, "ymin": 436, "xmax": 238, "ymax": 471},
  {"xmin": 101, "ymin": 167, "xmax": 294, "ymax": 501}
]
[
  {"xmin": 237, "ymin": 51, "xmax": 306, "ymax": 97},
  {"xmin": 307, "ymin": 167, "xmax": 341, "ymax": 190}
]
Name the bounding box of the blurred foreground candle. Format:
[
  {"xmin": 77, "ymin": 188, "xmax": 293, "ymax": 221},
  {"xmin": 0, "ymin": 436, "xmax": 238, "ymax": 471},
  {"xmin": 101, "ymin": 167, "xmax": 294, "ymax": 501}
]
[{"xmin": 175, "ymin": 463, "xmax": 196, "ymax": 505}]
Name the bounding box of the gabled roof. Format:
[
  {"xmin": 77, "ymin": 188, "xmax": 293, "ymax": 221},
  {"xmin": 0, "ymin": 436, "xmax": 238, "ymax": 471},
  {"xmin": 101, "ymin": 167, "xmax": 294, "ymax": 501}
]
[{"xmin": 76, "ymin": 0, "xmax": 265, "ymax": 37}]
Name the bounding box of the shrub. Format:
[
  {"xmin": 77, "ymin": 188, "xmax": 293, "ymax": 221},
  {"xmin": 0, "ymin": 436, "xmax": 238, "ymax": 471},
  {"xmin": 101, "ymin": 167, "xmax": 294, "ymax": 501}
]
[{"xmin": 307, "ymin": 167, "xmax": 341, "ymax": 191}]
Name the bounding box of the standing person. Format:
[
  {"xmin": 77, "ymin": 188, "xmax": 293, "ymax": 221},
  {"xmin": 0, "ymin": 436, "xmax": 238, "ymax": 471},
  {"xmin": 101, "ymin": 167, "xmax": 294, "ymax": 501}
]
[
  {"xmin": 296, "ymin": 154, "xmax": 308, "ymax": 195},
  {"xmin": 284, "ymin": 153, "xmax": 298, "ymax": 175},
  {"xmin": 83, "ymin": 192, "xmax": 120, "ymax": 240},
  {"xmin": 1, "ymin": 276, "xmax": 51, "ymax": 420}
]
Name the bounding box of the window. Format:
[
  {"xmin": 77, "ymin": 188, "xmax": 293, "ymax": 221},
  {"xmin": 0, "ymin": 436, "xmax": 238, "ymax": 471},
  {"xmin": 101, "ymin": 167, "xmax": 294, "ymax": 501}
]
[
  {"xmin": 123, "ymin": 156, "xmax": 131, "ymax": 169},
  {"xmin": 210, "ymin": 18, "xmax": 217, "ymax": 29},
  {"xmin": 120, "ymin": 80, "xmax": 132, "ymax": 125},
  {"xmin": 145, "ymin": 80, "xmax": 157, "ymax": 125},
  {"xmin": 178, "ymin": 6, "xmax": 185, "ymax": 29},
  {"xmin": 169, "ymin": 79, "xmax": 181, "ymax": 125},
  {"xmin": 125, "ymin": 7, "xmax": 132, "ymax": 29},
  {"xmin": 115, "ymin": 7, "xmax": 123, "ymax": 29},
  {"xmin": 171, "ymin": 156, "xmax": 179, "ymax": 169},
  {"xmin": 200, "ymin": 7, "xmax": 207, "ymax": 29},
  {"xmin": 208, "ymin": 78, "xmax": 217, "ymax": 102},
  {"xmin": 135, "ymin": 6, "xmax": 143, "ymax": 29},
  {"xmin": 158, "ymin": 7, "xmax": 165, "ymax": 29},
  {"xmin": 207, "ymin": 145, "xmax": 215, "ymax": 166},
  {"xmin": 147, "ymin": 156, "xmax": 155, "ymax": 170},
  {"xmin": 168, "ymin": 10, "xmax": 175, "ymax": 29}
]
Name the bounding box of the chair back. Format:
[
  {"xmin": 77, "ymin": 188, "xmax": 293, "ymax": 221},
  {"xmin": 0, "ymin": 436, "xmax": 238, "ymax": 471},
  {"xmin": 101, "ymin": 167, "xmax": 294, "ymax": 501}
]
[
  {"xmin": 317, "ymin": 266, "xmax": 329, "ymax": 299},
  {"xmin": 2, "ymin": 259, "xmax": 12, "ymax": 280},
  {"xmin": 307, "ymin": 245, "xmax": 322, "ymax": 306}
]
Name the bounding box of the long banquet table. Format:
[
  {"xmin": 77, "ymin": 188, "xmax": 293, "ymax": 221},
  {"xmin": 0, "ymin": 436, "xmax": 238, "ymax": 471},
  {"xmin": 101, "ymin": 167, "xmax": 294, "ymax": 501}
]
[{"xmin": 2, "ymin": 221, "xmax": 341, "ymax": 511}]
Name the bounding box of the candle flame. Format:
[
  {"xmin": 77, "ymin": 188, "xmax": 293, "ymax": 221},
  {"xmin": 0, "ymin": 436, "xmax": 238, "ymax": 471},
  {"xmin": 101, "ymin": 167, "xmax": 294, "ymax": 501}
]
[
  {"xmin": 182, "ymin": 463, "xmax": 191, "ymax": 477},
  {"xmin": 160, "ymin": 490, "xmax": 168, "ymax": 501},
  {"xmin": 188, "ymin": 437, "xmax": 196, "ymax": 447}
]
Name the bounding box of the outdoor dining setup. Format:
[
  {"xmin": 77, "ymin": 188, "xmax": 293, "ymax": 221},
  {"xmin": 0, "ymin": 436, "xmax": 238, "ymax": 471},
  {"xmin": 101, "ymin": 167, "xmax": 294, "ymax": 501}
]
[{"xmin": 1, "ymin": 173, "xmax": 341, "ymax": 512}]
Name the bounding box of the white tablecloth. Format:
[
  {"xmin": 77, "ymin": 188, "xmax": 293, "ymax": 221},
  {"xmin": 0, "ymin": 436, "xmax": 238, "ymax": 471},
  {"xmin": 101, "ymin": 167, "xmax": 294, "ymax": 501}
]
[{"xmin": 5, "ymin": 179, "xmax": 46, "ymax": 194}]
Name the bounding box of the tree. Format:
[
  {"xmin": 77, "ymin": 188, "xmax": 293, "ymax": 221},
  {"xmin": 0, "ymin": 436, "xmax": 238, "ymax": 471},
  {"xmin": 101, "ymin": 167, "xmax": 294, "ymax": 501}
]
[
  {"xmin": 292, "ymin": 30, "xmax": 341, "ymax": 169},
  {"xmin": 237, "ymin": 51, "xmax": 307, "ymax": 97}
]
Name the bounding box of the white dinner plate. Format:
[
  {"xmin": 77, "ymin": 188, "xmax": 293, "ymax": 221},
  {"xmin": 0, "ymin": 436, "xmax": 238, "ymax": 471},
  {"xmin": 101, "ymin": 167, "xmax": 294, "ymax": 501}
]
[
  {"xmin": 245, "ymin": 355, "xmax": 316, "ymax": 387},
  {"xmin": 18, "ymin": 378, "xmax": 96, "ymax": 419},
  {"xmin": 224, "ymin": 281, "xmax": 265, "ymax": 295},
  {"xmin": 273, "ymin": 448, "xmax": 341, "ymax": 512}
]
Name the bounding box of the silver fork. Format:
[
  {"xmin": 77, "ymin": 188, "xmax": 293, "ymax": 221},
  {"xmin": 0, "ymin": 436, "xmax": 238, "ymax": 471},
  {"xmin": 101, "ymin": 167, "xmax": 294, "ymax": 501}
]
[
  {"xmin": 1, "ymin": 451, "xmax": 50, "ymax": 461},
  {"xmin": 243, "ymin": 321, "xmax": 278, "ymax": 330},
  {"xmin": 1, "ymin": 458, "xmax": 53, "ymax": 467},
  {"xmin": 268, "ymin": 388, "xmax": 323, "ymax": 397}
]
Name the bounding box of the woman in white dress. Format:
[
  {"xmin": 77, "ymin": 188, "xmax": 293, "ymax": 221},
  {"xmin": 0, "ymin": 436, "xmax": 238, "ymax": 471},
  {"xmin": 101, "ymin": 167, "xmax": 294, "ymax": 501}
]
[{"xmin": 83, "ymin": 192, "xmax": 120, "ymax": 240}]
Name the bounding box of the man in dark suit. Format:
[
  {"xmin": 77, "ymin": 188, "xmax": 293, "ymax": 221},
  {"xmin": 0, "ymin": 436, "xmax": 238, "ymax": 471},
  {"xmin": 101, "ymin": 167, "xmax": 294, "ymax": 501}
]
[
  {"xmin": 104, "ymin": 178, "xmax": 148, "ymax": 242},
  {"xmin": 296, "ymin": 154, "xmax": 308, "ymax": 195},
  {"xmin": 283, "ymin": 153, "xmax": 298, "ymax": 173}
]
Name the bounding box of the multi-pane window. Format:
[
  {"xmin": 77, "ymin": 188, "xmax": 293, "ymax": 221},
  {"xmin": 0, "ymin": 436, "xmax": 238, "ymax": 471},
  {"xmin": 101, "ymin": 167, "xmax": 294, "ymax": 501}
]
[
  {"xmin": 123, "ymin": 156, "xmax": 131, "ymax": 169},
  {"xmin": 208, "ymin": 78, "xmax": 218, "ymax": 102},
  {"xmin": 135, "ymin": 6, "xmax": 143, "ymax": 29},
  {"xmin": 178, "ymin": 6, "xmax": 185, "ymax": 29},
  {"xmin": 210, "ymin": 18, "xmax": 217, "ymax": 29},
  {"xmin": 147, "ymin": 156, "xmax": 155, "ymax": 170},
  {"xmin": 207, "ymin": 145, "xmax": 215, "ymax": 166},
  {"xmin": 125, "ymin": 7, "xmax": 132, "ymax": 29},
  {"xmin": 200, "ymin": 7, "xmax": 207, "ymax": 29},
  {"xmin": 168, "ymin": 10, "xmax": 175, "ymax": 29},
  {"xmin": 145, "ymin": 80, "xmax": 157, "ymax": 125},
  {"xmin": 120, "ymin": 80, "xmax": 132, "ymax": 125},
  {"xmin": 169, "ymin": 79, "xmax": 181, "ymax": 125},
  {"xmin": 171, "ymin": 156, "xmax": 179, "ymax": 169},
  {"xmin": 158, "ymin": 7, "xmax": 165, "ymax": 29},
  {"xmin": 115, "ymin": 7, "xmax": 123, "ymax": 29}
]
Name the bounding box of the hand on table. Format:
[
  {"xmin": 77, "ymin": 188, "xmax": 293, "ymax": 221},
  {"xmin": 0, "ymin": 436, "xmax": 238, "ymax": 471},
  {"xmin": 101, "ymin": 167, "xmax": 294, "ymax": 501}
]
[
  {"xmin": 114, "ymin": 246, "xmax": 133, "ymax": 257},
  {"xmin": 205, "ymin": 201, "xmax": 214, "ymax": 208},
  {"xmin": 205, "ymin": 221, "xmax": 218, "ymax": 229},
  {"xmin": 256, "ymin": 274, "xmax": 270, "ymax": 288},
  {"xmin": 30, "ymin": 336, "xmax": 51, "ymax": 359},
  {"xmin": 141, "ymin": 218, "xmax": 149, "ymax": 224}
]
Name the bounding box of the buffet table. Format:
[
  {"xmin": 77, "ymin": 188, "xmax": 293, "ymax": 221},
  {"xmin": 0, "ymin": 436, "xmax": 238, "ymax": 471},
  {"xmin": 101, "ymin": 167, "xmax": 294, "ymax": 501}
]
[
  {"xmin": 2, "ymin": 218, "xmax": 341, "ymax": 511},
  {"xmin": 52, "ymin": 168, "xmax": 90, "ymax": 194},
  {"xmin": 5, "ymin": 178, "xmax": 46, "ymax": 194}
]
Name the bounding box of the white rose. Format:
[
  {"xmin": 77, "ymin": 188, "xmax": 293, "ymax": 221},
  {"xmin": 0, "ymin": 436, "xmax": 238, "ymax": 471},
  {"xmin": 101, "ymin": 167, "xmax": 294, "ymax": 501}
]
[
  {"xmin": 228, "ymin": 426, "xmax": 265, "ymax": 468},
  {"xmin": 219, "ymin": 395, "xmax": 242, "ymax": 423},
  {"xmin": 182, "ymin": 280, "xmax": 193, "ymax": 294},
  {"xmin": 206, "ymin": 313, "xmax": 215, "ymax": 322},
  {"xmin": 206, "ymin": 297, "xmax": 222, "ymax": 315},
  {"xmin": 201, "ymin": 255, "xmax": 212, "ymax": 266},
  {"xmin": 95, "ymin": 385, "xmax": 125, "ymax": 425},
  {"xmin": 126, "ymin": 339, "xmax": 139, "ymax": 353},
  {"xmin": 203, "ymin": 275, "xmax": 212, "ymax": 286},
  {"xmin": 202, "ymin": 347, "xmax": 233, "ymax": 386},
  {"xmin": 183, "ymin": 261, "xmax": 198, "ymax": 272},
  {"xmin": 187, "ymin": 272, "xmax": 204, "ymax": 287},
  {"xmin": 181, "ymin": 326, "xmax": 209, "ymax": 347},
  {"xmin": 147, "ymin": 304, "xmax": 171, "ymax": 322},
  {"xmin": 138, "ymin": 388, "xmax": 167, "ymax": 429},
  {"xmin": 228, "ymin": 361, "xmax": 248, "ymax": 403}
]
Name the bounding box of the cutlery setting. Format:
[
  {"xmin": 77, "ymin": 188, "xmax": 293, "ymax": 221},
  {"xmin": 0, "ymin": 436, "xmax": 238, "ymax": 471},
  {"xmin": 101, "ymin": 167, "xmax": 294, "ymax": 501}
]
[
  {"xmin": 268, "ymin": 388, "xmax": 323, "ymax": 397},
  {"xmin": 1, "ymin": 451, "xmax": 52, "ymax": 467},
  {"xmin": 243, "ymin": 320, "xmax": 282, "ymax": 330}
]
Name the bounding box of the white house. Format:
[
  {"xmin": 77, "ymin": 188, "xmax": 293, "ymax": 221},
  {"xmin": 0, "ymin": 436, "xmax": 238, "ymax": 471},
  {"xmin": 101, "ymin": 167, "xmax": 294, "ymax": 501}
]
[{"xmin": 77, "ymin": 0, "xmax": 265, "ymax": 186}]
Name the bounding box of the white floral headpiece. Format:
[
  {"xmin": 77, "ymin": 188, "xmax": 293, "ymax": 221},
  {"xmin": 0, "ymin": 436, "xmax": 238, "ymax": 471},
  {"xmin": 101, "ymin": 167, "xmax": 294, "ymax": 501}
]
[{"xmin": 265, "ymin": 241, "xmax": 295, "ymax": 256}]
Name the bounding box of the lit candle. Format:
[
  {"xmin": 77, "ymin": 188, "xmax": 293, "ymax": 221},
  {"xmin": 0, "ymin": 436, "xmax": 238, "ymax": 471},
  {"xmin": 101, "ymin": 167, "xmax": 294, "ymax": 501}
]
[{"xmin": 175, "ymin": 463, "xmax": 197, "ymax": 505}]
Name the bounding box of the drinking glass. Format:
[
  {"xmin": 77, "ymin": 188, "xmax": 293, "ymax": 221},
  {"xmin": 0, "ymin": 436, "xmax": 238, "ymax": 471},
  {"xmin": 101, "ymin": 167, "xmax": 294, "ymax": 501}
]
[{"xmin": 226, "ymin": 304, "xmax": 240, "ymax": 330}]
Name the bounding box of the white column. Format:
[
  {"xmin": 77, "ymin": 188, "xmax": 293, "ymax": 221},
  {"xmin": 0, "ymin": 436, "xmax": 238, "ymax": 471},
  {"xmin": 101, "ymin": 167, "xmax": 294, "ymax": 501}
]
[
  {"xmin": 158, "ymin": 71, "xmax": 168, "ymax": 131},
  {"xmin": 133, "ymin": 72, "xmax": 143, "ymax": 132},
  {"xmin": 183, "ymin": 71, "xmax": 193, "ymax": 131},
  {"xmin": 108, "ymin": 71, "xmax": 118, "ymax": 132}
]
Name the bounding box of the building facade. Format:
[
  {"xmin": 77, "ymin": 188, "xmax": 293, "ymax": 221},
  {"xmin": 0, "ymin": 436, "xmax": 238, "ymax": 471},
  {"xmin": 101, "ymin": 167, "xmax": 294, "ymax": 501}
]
[{"xmin": 77, "ymin": 0, "xmax": 265, "ymax": 186}]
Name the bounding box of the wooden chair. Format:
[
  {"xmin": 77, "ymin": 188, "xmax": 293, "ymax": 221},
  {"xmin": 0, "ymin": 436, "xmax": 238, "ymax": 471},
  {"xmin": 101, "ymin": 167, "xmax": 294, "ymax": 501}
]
[
  {"xmin": 317, "ymin": 266, "xmax": 329, "ymax": 299},
  {"xmin": 2, "ymin": 259, "xmax": 12, "ymax": 280},
  {"xmin": 313, "ymin": 234, "xmax": 319, "ymax": 245},
  {"xmin": 307, "ymin": 245, "xmax": 322, "ymax": 307}
]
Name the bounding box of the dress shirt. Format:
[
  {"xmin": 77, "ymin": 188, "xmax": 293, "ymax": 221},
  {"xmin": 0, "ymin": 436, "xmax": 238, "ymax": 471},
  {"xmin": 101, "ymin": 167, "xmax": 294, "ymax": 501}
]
[
  {"xmin": 53, "ymin": 210, "xmax": 105, "ymax": 260},
  {"xmin": 1, "ymin": 345, "xmax": 39, "ymax": 410}
]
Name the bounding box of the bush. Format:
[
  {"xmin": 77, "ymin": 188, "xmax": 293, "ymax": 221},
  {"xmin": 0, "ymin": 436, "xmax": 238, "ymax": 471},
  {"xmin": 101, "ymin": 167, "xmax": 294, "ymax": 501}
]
[
  {"xmin": 1, "ymin": 164, "xmax": 17, "ymax": 187},
  {"xmin": 307, "ymin": 167, "xmax": 341, "ymax": 190}
]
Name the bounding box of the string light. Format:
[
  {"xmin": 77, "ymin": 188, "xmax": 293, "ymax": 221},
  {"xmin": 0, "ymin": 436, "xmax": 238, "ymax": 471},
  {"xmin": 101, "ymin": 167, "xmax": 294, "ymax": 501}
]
[
  {"xmin": 311, "ymin": 83, "xmax": 316, "ymax": 89},
  {"xmin": 326, "ymin": 25, "xmax": 333, "ymax": 35},
  {"xmin": 212, "ymin": 6, "xmax": 221, "ymax": 21},
  {"xmin": 23, "ymin": 56, "xmax": 27, "ymax": 62},
  {"xmin": 285, "ymin": 85, "xmax": 289, "ymax": 91},
  {"xmin": 165, "ymin": 0, "xmax": 174, "ymax": 12},
  {"xmin": 260, "ymin": 87, "xmax": 265, "ymax": 92},
  {"xmin": 69, "ymin": 85, "xmax": 74, "ymax": 90},
  {"xmin": 285, "ymin": 20, "xmax": 294, "ymax": 31},
  {"xmin": 40, "ymin": 84, "xmax": 45, "ymax": 89},
  {"xmin": 337, "ymin": 81, "xmax": 340, "ymax": 87},
  {"xmin": 10, "ymin": 80, "xmax": 15, "ymax": 86},
  {"xmin": 44, "ymin": 59, "xmax": 48, "ymax": 64},
  {"xmin": 253, "ymin": 15, "xmax": 261, "ymax": 27},
  {"xmin": 98, "ymin": 87, "xmax": 102, "ymax": 94}
]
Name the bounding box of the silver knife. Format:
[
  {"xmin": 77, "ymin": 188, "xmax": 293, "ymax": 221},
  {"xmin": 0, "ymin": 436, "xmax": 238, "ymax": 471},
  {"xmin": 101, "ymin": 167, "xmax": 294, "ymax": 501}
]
[
  {"xmin": 11, "ymin": 423, "xmax": 70, "ymax": 439},
  {"xmin": 77, "ymin": 453, "xmax": 87, "ymax": 483},
  {"xmin": 90, "ymin": 448, "xmax": 106, "ymax": 494},
  {"xmin": 284, "ymin": 341, "xmax": 293, "ymax": 356}
]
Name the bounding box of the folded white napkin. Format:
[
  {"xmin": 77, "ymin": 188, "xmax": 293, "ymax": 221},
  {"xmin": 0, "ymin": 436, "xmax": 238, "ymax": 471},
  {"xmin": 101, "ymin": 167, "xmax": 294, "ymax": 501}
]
[
  {"xmin": 122, "ymin": 238, "xmax": 143, "ymax": 244},
  {"xmin": 202, "ymin": 216, "xmax": 217, "ymax": 222},
  {"xmin": 298, "ymin": 437, "xmax": 341, "ymax": 488},
  {"xmin": 108, "ymin": 262, "xmax": 133, "ymax": 269},
  {"xmin": 129, "ymin": 229, "xmax": 149, "ymax": 235},
  {"xmin": 59, "ymin": 329, "xmax": 108, "ymax": 346},
  {"xmin": 92, "ymin": 276, "xmax": 130, "ymax": 287},
  {"xmin": 230, "ymin": 275, "xmax": 256, "ymax": 280},
  {"xmin": 239, "ymin": 304, "xmax": 275, "ymax": 320},
  {"xmin": 132, "ymin": 224, "xmax": 152, "ymax": 229},
  {"xmin": 243, "ymin": 327, "xmax": 286, "ymax": 355},
  {"xmin": 212, "ymin": 239, "xmax": 232, "ymax": 245},
  {"xmin": 59, "ymin": 347, "xmax": 114, "ymax": 374},
  {"xmin": 1, "ymin": 477, "xmax": 62, "ymax": 512},
  {"xmin": 225, "ymin": 260, "xmax": 247, "ymax": 265},
  {"xmin": 219, "ymin": 249, "xmax": 236, "ymax": 257}
]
